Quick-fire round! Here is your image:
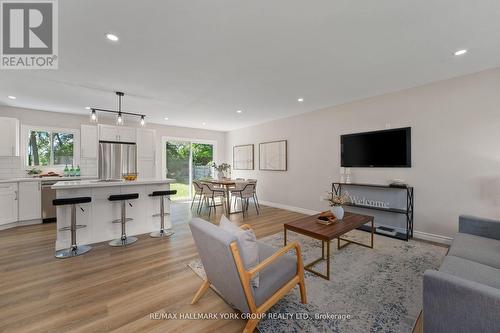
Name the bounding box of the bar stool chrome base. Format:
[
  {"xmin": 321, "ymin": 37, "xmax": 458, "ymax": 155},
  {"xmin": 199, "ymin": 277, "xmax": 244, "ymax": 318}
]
[
  {"xmin": 109, "ymin": 236, "xmax": 138, "ymax": 247},
  {"xmin": 150, "ymin": 229, "xmax": 174, "ymax": 238},
  {"xmin": 55, "ymin": 245, "xmax": 92, "ymax": 259}
]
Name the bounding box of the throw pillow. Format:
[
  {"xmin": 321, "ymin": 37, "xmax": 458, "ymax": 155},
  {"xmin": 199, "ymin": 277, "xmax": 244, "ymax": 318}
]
[{"xmin": 219, "ymin": 215, "xmax": 260, "ymax": 288}]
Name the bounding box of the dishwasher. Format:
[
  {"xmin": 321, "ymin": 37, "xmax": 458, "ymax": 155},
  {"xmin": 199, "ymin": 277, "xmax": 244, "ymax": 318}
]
[{"xmin": 41, "ymin": 180, "xmax": 58, "ymax": 222}]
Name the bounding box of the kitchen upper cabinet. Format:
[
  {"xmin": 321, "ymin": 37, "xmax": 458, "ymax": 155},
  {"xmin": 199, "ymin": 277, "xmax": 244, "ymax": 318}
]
[
  {"xmin": 98, "ymin": 124, "xmax": 136, "ymax": 143},
  {"xmin": 81, "ymin": 125, "xmax": 98, "ymax": 159},
  {"xmin": 136, "ymin": 129, "xmax": 156, "ymax": 178},
  {"xmin": 98, "ymin": 124, "xmax": 119, "ymax": 142},
  {"xmin": 0, "ymin": 117, "xmax": 20, "ymax": 157},
  {"xmin": 136, "ymin": 129, "xmax": 156, "ymax": 159},
  {"xmin": 0, "ymin": 183, "xmax": 18, "ymax": 225},
  {"xmin": 118, "ymin": 127, "xmax": 137, "ymax": 143},
  {"xmin": 18, "ymin": 181, "xmax": 41, "ymax": 221}
]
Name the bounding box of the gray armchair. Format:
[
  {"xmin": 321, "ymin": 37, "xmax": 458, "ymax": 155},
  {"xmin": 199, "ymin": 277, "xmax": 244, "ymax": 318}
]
[
  {"xmin": 189, "ymin": 218, "xmax": 307, "ymax": 333},
  {"xmin": 423, "ymin": 215, "xmax": 500, "ymax": 333}
]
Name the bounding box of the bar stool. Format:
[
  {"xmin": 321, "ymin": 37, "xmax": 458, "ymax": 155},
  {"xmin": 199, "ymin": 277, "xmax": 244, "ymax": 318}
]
[
  {"xmin": 53, "ymin": 196, "xmax": 92, "ymax": 259},
  {"xmin": 149, "ymin": 189, "xmax": 177, "ymax": 238},
  {"xmin": 108, "ymin": 193, "xmax": 139, "ymax": 246}
]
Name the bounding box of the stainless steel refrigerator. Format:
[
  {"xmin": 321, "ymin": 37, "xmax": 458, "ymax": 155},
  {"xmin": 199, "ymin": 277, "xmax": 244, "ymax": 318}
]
[{"xmin": 98, "ymin": 142, "xmax": 137, "ymax": 180}]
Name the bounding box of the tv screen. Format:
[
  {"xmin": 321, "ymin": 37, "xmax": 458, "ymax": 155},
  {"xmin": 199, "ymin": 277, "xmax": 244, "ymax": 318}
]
[{"xmin": 341, "ymin": 127, "xmax": 411, "ymax": 167}]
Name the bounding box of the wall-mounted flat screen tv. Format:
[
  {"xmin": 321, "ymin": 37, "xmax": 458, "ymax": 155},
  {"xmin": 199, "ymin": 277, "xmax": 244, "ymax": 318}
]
[{"xmin": 341, "ymin": 127, "xmax": 411, "ymax": 167}]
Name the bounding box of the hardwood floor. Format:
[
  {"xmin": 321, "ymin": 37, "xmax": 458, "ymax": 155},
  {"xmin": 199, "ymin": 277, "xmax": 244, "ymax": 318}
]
[
  {"xmin": 0, "ymin": 202, "xmax": 428, "ymax": 333},
  {"xmin": 0, "ymin": 202, "xmax": 304, "ymax": 333}
]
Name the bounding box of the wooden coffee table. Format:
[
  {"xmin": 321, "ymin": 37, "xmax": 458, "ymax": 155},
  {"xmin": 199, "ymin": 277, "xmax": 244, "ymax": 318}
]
[{"xmin": 284, "ymin": 212, "xmax": 374, "ymax": 280}]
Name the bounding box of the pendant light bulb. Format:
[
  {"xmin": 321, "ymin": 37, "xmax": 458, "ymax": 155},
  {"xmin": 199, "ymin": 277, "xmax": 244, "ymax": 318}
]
[
  {"xmin": 117, "ymin": 112, "xmax": 123, "ymax": 125},
  {"xmin": 90, "ymin": 109, "xmax": 97, "ymax": 123},
  {"xmin": 140, "ymin": 115, "xmax": 145, "ymax": 126}
]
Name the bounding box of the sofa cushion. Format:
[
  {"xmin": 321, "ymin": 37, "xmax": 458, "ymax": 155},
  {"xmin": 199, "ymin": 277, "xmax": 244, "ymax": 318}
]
[
  {"xmin": 252, "ymin": 242, "xmax": 297, "ymax": 307},
  {"xmin": 440, "ymin": 255, "xmax": 500, "ymax": 290},
  {"xmin": 448, "ymin": 232, "xmax": 500, "ymax": 269}
]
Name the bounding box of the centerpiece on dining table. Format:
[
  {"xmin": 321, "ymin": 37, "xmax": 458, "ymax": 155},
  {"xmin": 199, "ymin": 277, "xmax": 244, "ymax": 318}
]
[{"xmin": 208, "ymin": 162, "xmax": 231, "ymax": 180}]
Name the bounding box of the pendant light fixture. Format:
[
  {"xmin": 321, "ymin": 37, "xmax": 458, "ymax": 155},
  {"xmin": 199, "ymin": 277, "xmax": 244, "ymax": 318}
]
[
  {"xmin": 90, "ymin": 109, "xmax": 98, "ymax": 123},
  {"xmin": 88, "ymin": 91, "xmax": 146, "ymax": 126},
  {"xmin": 116, "ymin": 92, "xmax": 124, "ymax": 125}
]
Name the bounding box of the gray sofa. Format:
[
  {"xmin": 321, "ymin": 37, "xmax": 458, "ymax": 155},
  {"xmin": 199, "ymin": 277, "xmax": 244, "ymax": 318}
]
[{"xmin": 423, "ymin": 215, "xmax": 500, "ymax": 333}]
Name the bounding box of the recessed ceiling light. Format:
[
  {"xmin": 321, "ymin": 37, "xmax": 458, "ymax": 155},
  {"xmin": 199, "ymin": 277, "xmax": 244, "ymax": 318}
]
[
  {"xmin": 454, "ymin": 49, "xmax": 467, "ymax": 56},
  {"xmin": 85, "ymin": 106, "xmax": 91, "ymax": 110},
  {"xmin": 164, "ymin": 117, "xmax": 169, "ymax": 120},
  {"xmin": 105, "ymin": 33, "xmax": 119, "ymax": 42},
  {"xmin": 297, "ymin": 98, "xmax": 304, "ymax": 102},
  {"xmin": 236, "ymin": 110, "xmax": 243, "ymax": 114},
  {"xmin": 7, "ymin": 95, "xmax": 16, "ymax": 100},
  {"xmin": 202, "ymin": 122, "xmax": 206, "ymax": 126}
]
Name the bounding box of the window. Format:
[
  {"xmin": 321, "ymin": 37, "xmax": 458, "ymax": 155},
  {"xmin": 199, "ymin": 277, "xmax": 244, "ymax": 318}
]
[{"xmin": 27, "ymin": 129, "xmax": 75, "ymax": 166}]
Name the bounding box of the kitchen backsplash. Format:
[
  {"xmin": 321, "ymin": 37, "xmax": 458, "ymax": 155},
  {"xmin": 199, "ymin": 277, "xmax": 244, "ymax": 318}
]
[
  {"xmin": 0, "ymin": 157, "xmax": 97, "ymax": 179},
  {"xmin": 0, "ymin": 157, "xmax": 24, "ymax": 179}
]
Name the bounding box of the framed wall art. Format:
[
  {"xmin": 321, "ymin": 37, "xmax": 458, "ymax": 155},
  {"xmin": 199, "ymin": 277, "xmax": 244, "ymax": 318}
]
[{"xmin": 259, "ymin": 140, "xmax": 287, "ymax": 171}]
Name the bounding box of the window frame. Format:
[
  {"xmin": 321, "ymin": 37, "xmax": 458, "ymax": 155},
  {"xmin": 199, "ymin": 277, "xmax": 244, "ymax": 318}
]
[{"xmin": 21, "ymin": 125, "xmax": 80, "ymax": 169}]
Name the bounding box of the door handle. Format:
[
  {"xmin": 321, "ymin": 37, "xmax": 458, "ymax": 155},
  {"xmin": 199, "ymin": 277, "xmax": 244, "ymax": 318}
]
[{"xmin": 14, "ymin": 190, "xmax": 18, "ymax": 201}]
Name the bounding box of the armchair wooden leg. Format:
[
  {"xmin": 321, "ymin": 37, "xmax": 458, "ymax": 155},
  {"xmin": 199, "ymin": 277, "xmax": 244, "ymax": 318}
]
[
  {"xmin": 243, "ymin": 317, "xmax": 260, "ymax": 333},
  {"xmin": 191, "ymin": 280, "xmax": 210, "ymax": 304},
  {"xmin": 299, "ymin": 277, "xmax": 307, "ymax": 304},
  {"xmin": 296, "ymin": 244, "xmax": 307, "ymax": 304}
]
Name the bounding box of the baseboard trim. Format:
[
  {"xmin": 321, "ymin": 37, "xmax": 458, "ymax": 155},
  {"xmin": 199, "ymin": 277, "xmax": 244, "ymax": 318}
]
[
  {"xmin": 413, "ymin": 230, "xmax": 453, "ymax": 245},
  {"xmin": 259, "ymin": 200, "xmax": 452, "ymax": 245},
  {"xmin": 259, "ymin": 200, "xmax": 320, "ymax": 215},
  {"xmin": 0, "ymin": 218, "xmax": 43, "ymax": 231}
]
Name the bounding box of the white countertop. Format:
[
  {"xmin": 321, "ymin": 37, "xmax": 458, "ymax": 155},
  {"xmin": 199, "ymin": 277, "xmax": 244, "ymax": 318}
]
[
  {"xmin": 0, "ymin": 176, "xmax": 96, "ymax": 184},
  {"xmin": 51, "ymin": 178, "xmax": 175, "ymax": 189}
]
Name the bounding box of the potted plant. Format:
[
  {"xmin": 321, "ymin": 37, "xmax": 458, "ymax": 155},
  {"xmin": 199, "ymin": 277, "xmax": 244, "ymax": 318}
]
[
  {"xmin": 325, "ymin": 192, "xmax": 350, "ymax": 220},
  {"xmin": 208, "ymin": 162, "xmax": 231, "ymax": 180},
  {"xmin": 26, "ymin": 167, "xmax": 42, "ymax": 177}
]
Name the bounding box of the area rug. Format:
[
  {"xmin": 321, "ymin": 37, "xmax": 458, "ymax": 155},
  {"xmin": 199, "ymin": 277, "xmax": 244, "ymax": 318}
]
[{"xmin": 188, "ymin": 229, "xmax": 447, "ymax": 333}]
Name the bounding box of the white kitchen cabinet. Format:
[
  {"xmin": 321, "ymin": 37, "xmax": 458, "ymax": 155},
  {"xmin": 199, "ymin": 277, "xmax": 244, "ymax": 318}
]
[
  {"xmin": 0, "ymin": 117, "xmax": 20, "ymax": 157},
  {"xmin": 98, "ymin": 124, "xmax": 119, "ymax": 142},
  {"xmin": 0, "ymin": 183, "xmax": 18, "ymax": 225},
  {"xmin": 18, "ymin": 181, "xmax": 41, "ymax": 221},
  {"xmin": 136, "ymin": 129, "xmax": 156, "ymax": 178},
  {"xmin": 98, "ymin": 124, "xmax": 136, "ymax": 143},
  {"xmin": 137, "ymin": 129, "xmax": 156, "ymax": 159},
  {"xmin": 118, "ymin": 127, "xmax": 137, "ymax": 143},
  {"xmin": 138, "ymin": 159, "xmax": 155, "ymax": 178},
  {"xmin": 81, "ymin": 125, "xmax": 98, "ymax": 159}
]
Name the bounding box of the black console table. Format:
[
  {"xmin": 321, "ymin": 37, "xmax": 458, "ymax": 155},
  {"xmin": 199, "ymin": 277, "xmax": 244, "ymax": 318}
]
[{"xmin": 331, "ymin": 182, "xmax": 414, "ymax": 241}]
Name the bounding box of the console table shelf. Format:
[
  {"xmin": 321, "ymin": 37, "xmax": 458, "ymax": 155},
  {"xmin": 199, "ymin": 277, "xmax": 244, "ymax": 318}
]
[{"xmin": 332, "ymin": 182, "xmax": 414, "ymax": 241}]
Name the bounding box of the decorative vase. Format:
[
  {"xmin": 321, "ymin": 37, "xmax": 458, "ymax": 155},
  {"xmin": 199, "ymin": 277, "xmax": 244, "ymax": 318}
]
[
  {"xmin": 217, "ymin": 171, "xmax": 224, "ymax": 180},
  {"xmin": 331, "ymin": 205, "xmax": 344, "ymax": 220}
]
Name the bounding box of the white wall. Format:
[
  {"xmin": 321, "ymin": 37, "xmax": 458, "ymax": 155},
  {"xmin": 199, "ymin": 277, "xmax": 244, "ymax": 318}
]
[
  {"xmin": 225, "ymin": 67, "xmax": 500, "ymax": 240},
  {"xmin": 0, "ymin": 106, "xmax": 226, "ymax": 178}
]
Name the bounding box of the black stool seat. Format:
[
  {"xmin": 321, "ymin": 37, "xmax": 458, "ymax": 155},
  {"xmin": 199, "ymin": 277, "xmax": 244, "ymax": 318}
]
[
  {"xmin": 53, "ymin": 197, "xmax": 92, "ymax": 206},
  {"xmin": 109, "ymin": 193, "xmax": 139, "ymax": 201},
  {"xmin": 149, "ymin": 190, "xmax": 177, "ymax": 197}
]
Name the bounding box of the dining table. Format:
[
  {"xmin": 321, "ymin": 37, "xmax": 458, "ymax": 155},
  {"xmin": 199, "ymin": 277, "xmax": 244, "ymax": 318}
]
[{"xmin": 202, "ymin": 178, "xmax": 248, "ymax": 214}]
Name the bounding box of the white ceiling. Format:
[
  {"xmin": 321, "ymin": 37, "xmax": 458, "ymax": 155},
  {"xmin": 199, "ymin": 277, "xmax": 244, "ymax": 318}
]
[{"xmin": 1, "ymin": 0, "xmax": 500, "ymax": 131}]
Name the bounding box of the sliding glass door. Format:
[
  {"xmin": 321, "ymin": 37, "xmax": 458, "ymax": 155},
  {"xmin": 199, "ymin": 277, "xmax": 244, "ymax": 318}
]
[{"xmin": 165, "ymin": 139, "xmax": 215, "ymax": 200}]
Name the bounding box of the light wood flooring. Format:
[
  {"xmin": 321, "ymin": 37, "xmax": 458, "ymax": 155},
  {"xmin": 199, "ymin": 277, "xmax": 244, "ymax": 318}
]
[{"xmin": 0, "ymin": 202, "xmax": 427, "ymax": 333}]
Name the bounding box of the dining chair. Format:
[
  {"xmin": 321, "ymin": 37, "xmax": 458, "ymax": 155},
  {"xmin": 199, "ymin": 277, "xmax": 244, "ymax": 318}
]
[
  {"xmin": 201, "ymin": 183, "xmax": 227, "ymax": 218},
  {"xmin": 191, "ymin": 180, "xmax": 205, "ymax": 214},
  {"xmin": 247, "ymin": 179, "xmax": 260, "ymax": 211},
  {"xmin": 231, "ymin": 183, "xmax": 259, "ymax": 216}
]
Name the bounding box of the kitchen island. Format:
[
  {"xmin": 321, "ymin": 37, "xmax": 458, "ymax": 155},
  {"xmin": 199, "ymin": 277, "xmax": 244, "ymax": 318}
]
[{"xmin": 52, "ymin": 179, "xmax": 175, "ymax": 250}]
